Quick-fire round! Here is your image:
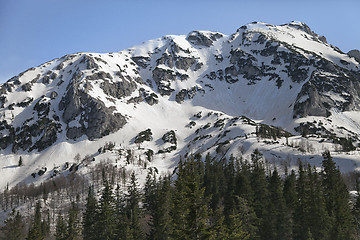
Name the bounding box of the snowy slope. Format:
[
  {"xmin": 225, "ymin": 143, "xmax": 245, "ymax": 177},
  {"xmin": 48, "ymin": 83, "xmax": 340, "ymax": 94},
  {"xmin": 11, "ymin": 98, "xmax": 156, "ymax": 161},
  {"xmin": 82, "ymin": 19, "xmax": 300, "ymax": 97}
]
[{"xmin": 1, "ymin": 21, "xmax": 360, "ymax": 190}]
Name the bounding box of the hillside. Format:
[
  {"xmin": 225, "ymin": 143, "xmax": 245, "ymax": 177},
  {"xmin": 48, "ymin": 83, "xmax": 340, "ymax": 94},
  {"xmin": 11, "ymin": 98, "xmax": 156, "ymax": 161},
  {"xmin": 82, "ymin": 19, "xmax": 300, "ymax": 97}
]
[{"xmin": 0, "ymin": 21, "xmax": 360, "ymax": 191}]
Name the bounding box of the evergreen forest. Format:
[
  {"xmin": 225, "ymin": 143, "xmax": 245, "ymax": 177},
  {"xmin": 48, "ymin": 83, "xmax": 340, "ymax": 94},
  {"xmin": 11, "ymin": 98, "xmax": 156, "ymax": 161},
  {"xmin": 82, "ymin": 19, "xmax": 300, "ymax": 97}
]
[{"xmin": 1, "ymin": 150, "xmax": 360, "ymax": 240}]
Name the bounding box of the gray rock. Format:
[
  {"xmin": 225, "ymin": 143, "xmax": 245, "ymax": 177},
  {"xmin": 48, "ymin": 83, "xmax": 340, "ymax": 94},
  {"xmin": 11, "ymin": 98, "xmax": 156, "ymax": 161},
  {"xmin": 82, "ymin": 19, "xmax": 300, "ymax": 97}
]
[
  {"xmin": 348, "ymin": 49, "xmax": 360, "ymax": 62},
  {"xmin": 50, "ymin": 91, "xmax": 58, "ymax": 99},
  {"xmin": 80, "ymin": 55, "xmax": 99, "ymax": 69},
  {"xmin": 186, "ymin": 31, "xmax": 223, "ymax": 47},
  {"xmin": 86, "ymin": 71, "xmax": 113, "ymax": 81},
  {"xmin": 152, "ymin": 67, "xmax": 176, "ymax": 95},
  {"xmin": 59, "ymin": 80, "xmax": 127, "ymax": 140},
  {"xmin": 175, "ymin": 86, "xmax": 204, "ymax": 103},
  {"xmin": 66, "ymin": 127, "xmax": 83, "ymax": 139},
  {"xmin": 132, "ymin": 56, "xmax": 150, "ymax": 69},
  {"xmin": 175, "ymin": 57, "xmax": 196, "ymax": 71},
  {"xmin": 100, "ymin": 79, "xmax": 137, "ymax": 99},
  {"xmin": 293, "ymin": 69, "xmax": 360, "ymax": 118},
  {"xmin": 187, "ymin": 31, "xmax": 213, "ymax": 47},
  {"xmin": 162, "ymin": 130, "xmax": 177, "ymax": 145},
  {"xmin": 56, "ymin": 62, "xmax": 64, "ymax": 70},
  {"xmin": 21, "ymin": 83, "xmax": 32, "ymax": 92}
]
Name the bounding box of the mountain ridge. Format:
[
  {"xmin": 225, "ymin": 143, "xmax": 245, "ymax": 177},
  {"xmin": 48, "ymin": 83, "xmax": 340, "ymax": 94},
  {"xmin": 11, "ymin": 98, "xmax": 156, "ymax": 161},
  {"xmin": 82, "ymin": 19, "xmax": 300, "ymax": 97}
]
[{"xmin": 1, "ymin": 21, "xmax": 360, "ymax": 189}]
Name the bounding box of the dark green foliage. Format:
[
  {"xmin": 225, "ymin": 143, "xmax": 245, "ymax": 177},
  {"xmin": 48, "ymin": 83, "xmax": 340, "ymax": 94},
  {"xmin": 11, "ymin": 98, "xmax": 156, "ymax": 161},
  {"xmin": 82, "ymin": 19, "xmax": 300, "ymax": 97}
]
[
  {"xmin": 55, "ymin": 214, "xmax": 67, "ymax": 240},
  {"xmin": 171, "ymin": 156, "xmax": 210, "ymax": 239},
  {"xmin": 96, "ymin": 181, "xmax": 117, "ymax": 240},
  {"xmin": 1, "ymin": 209, "xmax": 26, "ymax": 240},
  {"xmin": 18, "ymin": 156, "xmax": 23, "ymax": 167},
  {"xmin": 66, "ymin": 202, "xmax": 81, "ymax": 240},
  {"xmin": 126, "ymin": 172, "xmax": 145, "ymax": 240},
  {"xmin": 16, "ymin": 149, "xmax": 360, "ymax": 240},
  {"xmin": 256, "ymin": 124, "xmax": 292, "ymax": 140},
  {"xmin": 145, "ymin": 176, "xmax": 173, "ymax": 240},
  {"xmin": 321, "ymin": 150, "xmax": 354, "ymax": 239},
  {"xmin": 334, "ymin": 137, "xmax": 356, "ymax": 152},
  {"xmin": 27, "ymin": 201, "xmax": 44, "ymax": 240},
  {"xmin": 83, "ymin": 186, "xmax": 98, "ymax": 240},
  {"xmin": 266, "ymin": 169, "xmax": 292, "ymax": 240}
]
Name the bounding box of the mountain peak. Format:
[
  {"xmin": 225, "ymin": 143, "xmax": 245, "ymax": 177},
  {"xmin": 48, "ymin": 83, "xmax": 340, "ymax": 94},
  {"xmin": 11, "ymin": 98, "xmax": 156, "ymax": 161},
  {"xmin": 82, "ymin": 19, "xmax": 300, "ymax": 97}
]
[{"xmin": 1, "ymin": 22, "xmax": 360, "ymax": 189}]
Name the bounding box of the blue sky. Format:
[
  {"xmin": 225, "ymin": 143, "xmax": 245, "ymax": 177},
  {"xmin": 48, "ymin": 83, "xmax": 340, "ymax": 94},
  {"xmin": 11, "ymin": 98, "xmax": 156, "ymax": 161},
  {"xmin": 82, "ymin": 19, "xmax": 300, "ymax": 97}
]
[{"xmin": 1, "ymin": 0, "xmax": 359, "ymax": 83}]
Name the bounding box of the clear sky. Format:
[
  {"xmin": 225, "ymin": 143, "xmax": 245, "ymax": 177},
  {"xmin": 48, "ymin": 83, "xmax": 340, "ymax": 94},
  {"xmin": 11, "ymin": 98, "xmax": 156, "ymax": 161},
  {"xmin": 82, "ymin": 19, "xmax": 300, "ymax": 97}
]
[{"xmin": 0, "ymin": 0, "xmax": 359, "ymax": 83}]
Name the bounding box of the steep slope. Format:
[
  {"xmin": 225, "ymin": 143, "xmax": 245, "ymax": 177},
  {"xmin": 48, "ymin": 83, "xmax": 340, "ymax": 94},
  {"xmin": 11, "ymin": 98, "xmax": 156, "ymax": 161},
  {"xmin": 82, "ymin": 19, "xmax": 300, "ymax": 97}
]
[{"xmin": 1, "ymin": 21, "xmax": 360, "ymax": 189}]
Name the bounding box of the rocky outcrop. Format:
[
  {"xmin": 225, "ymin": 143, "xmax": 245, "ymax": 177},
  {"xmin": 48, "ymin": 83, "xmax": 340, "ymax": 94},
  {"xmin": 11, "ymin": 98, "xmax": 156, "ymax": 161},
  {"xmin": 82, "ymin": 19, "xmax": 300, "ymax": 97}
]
[
  {"xmin": 175, "ymin": 86, "xmax": 205, "ymax": 103},
  {"xmin": 100, "ymin": 80, "xmax": 137, "ymax": 99},
  {"xmin": 293, "ymin": 69, "xmax": 360, "ymax": 118},
  {"xmin": 59, "ymin": 80, "xmax": 127, "ymax": 140},
  {"xmin": 348, "ymin": 49, "xmax": 360, "ymax": 63},
  {"xmin": 152, "ymin": 67, "xmax": 176, "ymax": 95},
  {"xmin": 187, "ymin": 31, "xmax": 223, "ymax": 47}
]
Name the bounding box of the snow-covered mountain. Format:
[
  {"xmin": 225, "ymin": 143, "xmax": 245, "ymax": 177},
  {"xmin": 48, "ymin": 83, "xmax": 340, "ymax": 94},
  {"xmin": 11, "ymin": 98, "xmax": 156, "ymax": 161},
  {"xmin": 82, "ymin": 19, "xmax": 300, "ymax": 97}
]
[{"xmin": 1, "ymin": 21, "xmax": 360, "ymax": 189}]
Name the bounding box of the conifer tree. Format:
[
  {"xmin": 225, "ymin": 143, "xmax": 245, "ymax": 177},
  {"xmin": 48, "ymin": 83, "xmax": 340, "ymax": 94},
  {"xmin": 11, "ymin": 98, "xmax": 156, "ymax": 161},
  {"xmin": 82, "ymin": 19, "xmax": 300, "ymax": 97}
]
[
  {"xmin": 294, "ymin": 162, "xmax": 311, "ymax": 240},
  {"xmin": 55, "ymin": 214, "xmax": 67, "ymax": 240},
  {"xmin": 96, "ymin": 181, "xmax": 117, "ymax": 240},
  {"xmin": 306, "ymin": 166, "xmax": 330, "ymax": 240},
  {"xmin": 283, "ymin": 170, "xmax": 297, "ymax": 239},
  {"xmin": 1, "ymin": 209, "xmax": 26, "ymax": 240},
  {"xmin": 114, "ymin": 184, "xmax": 132, "ymax": 240},
  {"xmin": 66, "ymin": 202, "xmax": 81, "ymax": 240},
  {"xmin": 235, "ymin": 158, "xmax": 253, "ymax": 204},
  {"xmin": 27, "ymin": 201, "xmax": 44, "ymax": 240},
  {"xmin": 126, "ymin": 172, "xmax": 145, "ymax": 240},
  {"xmin": 321, "ymin": 150, "xmax": 354, "ymax": 240},
  {"xmin": 223, "ymin": 156, "xmax": 237, "ymax": 227},
  {"xmin": 283, "ymin": 170, "xmax": 297, "ymax": 211},
  {"xmin": 249, "ymin": 149, "xmax": 269, "ymax": 239},
  {"xmin": 353, "ymin": 184, "xmax": 360, "ymax": 238},
  {"xmin": 171, "ymin": 157, "xmax": 210, "ymax": 239},
  {"xmin": 147, "ymin": 176, "xmax": 173, "ymax": 240},
  {"xmin": 83, "ymin": 186, "xmax": 98, "ymax": 240},
  {"xmin": 266, "ymin": 169, "xmax": 292, "ymax": 240}
]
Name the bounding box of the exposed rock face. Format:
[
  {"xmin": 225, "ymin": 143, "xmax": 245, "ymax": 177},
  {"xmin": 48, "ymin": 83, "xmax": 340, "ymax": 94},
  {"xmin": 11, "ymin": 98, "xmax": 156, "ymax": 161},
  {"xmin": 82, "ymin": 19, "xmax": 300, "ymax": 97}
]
[
  {"xmin": 100, "ymin": 80, "xmax": 137, "ymax": 99},
  {"xmin": 348, "ymin": 49, "xmax": 360, "ymax": 62},
  {"xmin": 186, "ymin": 31, "xmax": 223, "ymax": 47},
  {"xmin": 294, "ymin": 68, "xmax": 360, "ymax": 118},
  {"xmin": 1, "ymin": 21, "xmax": 360, "ymax": 154},
  {"xmin": 152, "ymin": 67, "xmax": 176, "ymax": 95},
  {"xmin": 175, "ymin": 86, "xmax": 205, "ymax": 103},
  {"xmin": 59, "ymin": 79, "xmax": 127, "ymax": 140}
]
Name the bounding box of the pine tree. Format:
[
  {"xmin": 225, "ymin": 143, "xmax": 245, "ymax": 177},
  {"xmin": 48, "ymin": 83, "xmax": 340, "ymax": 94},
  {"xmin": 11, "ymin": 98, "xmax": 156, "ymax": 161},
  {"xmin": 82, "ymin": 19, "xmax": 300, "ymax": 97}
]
[
  {"xmin": 55, "ymin": 214, "xmax": 67, "ymax": 240},
  {"xmin": 147, "ymin": 176, "xmax": 173, "ymax": 240},
  {"xmin": 83, "ymin": 186, "xmax": 98, "ymax": 240},
  {"xmin": 283, "ymin": 170, "xmax": 297, "ymax": 239},
  {"xmin": 223, "ymin": 156, "xmax": 237, "ymax": 227},
  {"xmin": 294, "ymin": 162, "xmax": 311, "ymax": 240},
  {"xmin": 126, "ymin": 172, "xmax": 145, "ymax": 240},
  {"xmin": 306, "ymin": 166, "xmax": 330, "ymax": 240},
  {"xmin": 353, "ymin": 184, "xmax": 360, "ymax": 238},
  {"xmin": 96, "ymin": 181, "xmax": 117, "ymax": 240},
  {"xmin": 1, "ymin": 209, "xmax": 26, "ymax": 240},
  {"xmin": 266, "ymin": 168, "xmax": 292, "ymax": 240},
  {"xmin": 171, "ymin": 157, "xmax": 210, "ymax": 239},
  {"xmin": 283, "ymin": 170, "xmax": 297, "ymax": 211},
  {"xmin": 27, "ymin": 201, "xmax": 44, "ymax": 240},
  {"xmin": 18, "ymin": 156, "xmax": 23, "ymax": 167},
  {"xmin": 66, "ymin": 202, "xmax": 81, "ymax": 240},
  {"xmin": 321, "ymin": 150, "xmax": 354, "ymax": 240},
  {"xmin": 114, "ymin": 184, "xmax": 132, "ymax": 240},
  {"xmin": 249, "ymin": 149, "xmax": 268, "ymax": 239},
  {"xmin": 235, "ymin": 158, "xmax": 254, "ymax": 206}
]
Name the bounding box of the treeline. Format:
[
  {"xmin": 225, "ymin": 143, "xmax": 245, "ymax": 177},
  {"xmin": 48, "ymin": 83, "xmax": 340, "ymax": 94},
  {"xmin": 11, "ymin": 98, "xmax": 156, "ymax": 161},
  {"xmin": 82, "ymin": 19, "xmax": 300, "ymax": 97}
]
[{"xmin": 2, "ymin": 150, "xmax": 360, "ymax": 239}]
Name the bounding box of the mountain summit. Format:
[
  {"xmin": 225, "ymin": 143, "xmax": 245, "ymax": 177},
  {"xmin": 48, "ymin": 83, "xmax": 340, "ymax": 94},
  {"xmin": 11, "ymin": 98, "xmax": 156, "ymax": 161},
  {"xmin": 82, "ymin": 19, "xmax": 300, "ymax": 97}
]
[{"xmin": 1, "ymin": 21, "xmax": 360, "ymax": 188}]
